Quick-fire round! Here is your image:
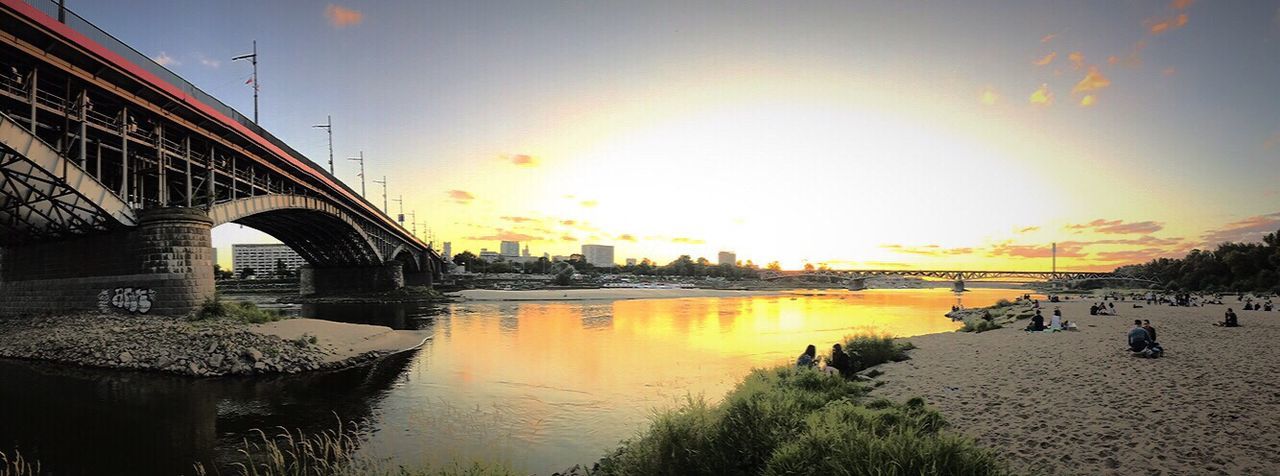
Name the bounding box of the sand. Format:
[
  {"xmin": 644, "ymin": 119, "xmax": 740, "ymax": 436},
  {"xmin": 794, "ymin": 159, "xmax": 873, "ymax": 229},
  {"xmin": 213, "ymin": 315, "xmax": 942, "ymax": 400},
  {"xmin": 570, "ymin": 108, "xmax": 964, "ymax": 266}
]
[
  {"xmin": 451, "ymin": 288, "xmax": 781, "ymax": 301},
  {"xmin": 252, "ymin": 318, "xmax": 431, "ymax": 364},
  {"xmin": 872, "ymin": 300, "xmax": 1280, "ymax": 475}
]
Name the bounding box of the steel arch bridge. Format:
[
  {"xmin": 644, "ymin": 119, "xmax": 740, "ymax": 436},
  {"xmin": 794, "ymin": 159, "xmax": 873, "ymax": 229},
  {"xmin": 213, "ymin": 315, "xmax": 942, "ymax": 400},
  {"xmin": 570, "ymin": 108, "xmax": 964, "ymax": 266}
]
[{"xmin": 0, "ymin": 0, "xmax": 442, "ymax": 314}]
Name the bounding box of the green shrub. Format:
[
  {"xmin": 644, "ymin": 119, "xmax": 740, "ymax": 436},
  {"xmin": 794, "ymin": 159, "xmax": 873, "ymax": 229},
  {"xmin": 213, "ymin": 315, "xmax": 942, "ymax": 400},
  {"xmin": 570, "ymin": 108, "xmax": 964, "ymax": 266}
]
[
  {"xmin": 844, "ymin": 334, "xmax": 914, "ymax": 372},
  {"xmin": 993, "ymin": 298, "xmax": 1015, "ymax": 308},
  {"xmin": 191, "ymin": 296, "xmax": 281, "ymax": 324},
  {"xmin": 959, "ymin": 319, "xmax": 1003, "ymax": 333},
  {"xmin": 595, "ymin": 365, "xmax": 1006, "ymax": 476}
]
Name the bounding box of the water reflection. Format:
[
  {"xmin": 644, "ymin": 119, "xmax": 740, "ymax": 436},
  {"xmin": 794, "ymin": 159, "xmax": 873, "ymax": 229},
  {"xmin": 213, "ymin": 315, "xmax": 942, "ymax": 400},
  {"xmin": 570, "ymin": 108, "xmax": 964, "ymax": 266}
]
[{"xmin": 0, "ymin": 287, "xmax": 1020, "ymax": 475}]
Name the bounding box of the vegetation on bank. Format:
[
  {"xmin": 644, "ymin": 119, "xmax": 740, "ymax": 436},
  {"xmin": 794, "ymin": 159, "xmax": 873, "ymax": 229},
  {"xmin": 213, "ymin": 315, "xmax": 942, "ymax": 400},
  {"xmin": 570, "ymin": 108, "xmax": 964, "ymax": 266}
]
[
  {"xmin": 956, "ymin": 299, "xmax": 1034, "ymax": 334},
  {"xmin": 0, "ymin": 449, "xmax": 38, "ymax": 476},
  {"xmin": 1116, "ymin": 228, "xmax": 1280, "ymax": 292},
  {"xmin": 194, "ymin": 296, "xmax": 283, "ymax": 324}
]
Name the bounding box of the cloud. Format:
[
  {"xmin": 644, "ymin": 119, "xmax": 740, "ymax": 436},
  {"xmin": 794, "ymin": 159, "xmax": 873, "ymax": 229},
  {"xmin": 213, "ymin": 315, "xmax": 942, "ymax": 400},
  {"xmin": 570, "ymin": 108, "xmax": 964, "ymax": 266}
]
[
  {"xmin": 1146, "ymin": 13, "xmax": 1189, "ymax": 35},
  {"xmin": 446, "ymin": 190, "xmax": 475, "ymax": 204},
  {"xmin": 979, "ymin": 87, "xmax": 999, "ymax": 106},
  {"xmin": 197, "ymin": 54, "xmax": 221, "ymax": 68},
  {"xmin": 560, "ymin": 235, "xmax": 578, "ymax": 242},
  {"xmin": 1162, "ymin": 67, "xmax": 1177, "ymax": 77},
  {"xmin": 617, "ymin": 234, "xmax": 637, "ymax": 242},
  {"xmin": 1071, "ymin": 67, "xmax": 1111, "ymax": 94},
  {"xmin": 1033, "ymin": 52, "xmax": 1057, "ymax": 66},
  {"xmin": 579, "ymin": 200, "xmax": 598, "ymax": 208},
  {"xmin": 1017, "ymin": 226, "xmax": 1040, "ymax": 234},
  {"xmin": 501, "ymin": 154, "xmax": 538, "ymax": 167},
  {"xmin": 1080, "ymin": 95, "xmax": 1096, "ymax": 107},
  {"xmin": 988, "ymin": 242, "xmax": 1088, "ymax": 259},
  {"xmin": 325, "ymin": 4, "xmax": 364, "ymax": 28},
  {"xmin": 466, "ymin": 230, "xmax": 542, "ymax": 242},
  {"xmin": 881, "ymin": 244, "xmax": 973, "ymax": 256},
  {"xmin": 500, "ymin": 216, "xmax": 536, "ymax": 223},
  {"xmin": 1040, "ymin": 34, "xmax": 1056, "ymax": 43},
  {"xmin": 672, "ymin": 237, "xmax": 705, "ymax": 245},
  {"xmin": 1067, "ymin": 51, "xmax": 1085, "ymax": 70},
  {"xmin": 559, "ymin": 219, "xmax": 576, "ymax": 226},
  {"xmin": 152, "ymin": 51, "xmax": 179, "ymax": 66},
  {"xmin": 1264, "ymin": 130, "xmax": 1280, "ymax": 150},
  {"xmin": 1092, "ymin": 248, "xmax": 1177, "ymax": 263},
  {"xmin": 1171, "ymin": 0, "xmax": 1194, "ymax": 10},
  {"xmin": 1200, "ymin": 212, "xmax": 1280, "ymax": 245},
  {"xmin": 1029, "ymin": 84, "xmax": 1054, "ymax": 106},
  {"xmin": 1067, "ymin": 219, "xmax": 1164, "ymax": 234}
]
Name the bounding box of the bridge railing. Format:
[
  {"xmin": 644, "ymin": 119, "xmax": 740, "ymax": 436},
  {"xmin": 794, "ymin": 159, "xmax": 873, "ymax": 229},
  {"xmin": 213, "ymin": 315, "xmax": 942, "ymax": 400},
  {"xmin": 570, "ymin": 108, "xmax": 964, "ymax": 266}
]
[{"xmin": 16, "ymin": 0, "xmax": 376, "ymax": 225}]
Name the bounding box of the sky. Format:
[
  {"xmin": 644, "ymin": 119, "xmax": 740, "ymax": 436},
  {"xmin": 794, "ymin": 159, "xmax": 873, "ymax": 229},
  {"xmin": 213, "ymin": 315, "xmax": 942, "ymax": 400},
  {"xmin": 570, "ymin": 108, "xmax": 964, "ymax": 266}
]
[{"xmin": 68, "ymin": 0, "xmax": 1280, "ymax": 271}]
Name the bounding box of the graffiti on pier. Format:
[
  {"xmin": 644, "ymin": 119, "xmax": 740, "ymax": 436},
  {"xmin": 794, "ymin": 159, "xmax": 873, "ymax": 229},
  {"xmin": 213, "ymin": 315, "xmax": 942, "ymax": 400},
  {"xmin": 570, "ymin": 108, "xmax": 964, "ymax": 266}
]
[{"xmin": 97, "ymin": 288, "xmax": 155, "ymax": 314}]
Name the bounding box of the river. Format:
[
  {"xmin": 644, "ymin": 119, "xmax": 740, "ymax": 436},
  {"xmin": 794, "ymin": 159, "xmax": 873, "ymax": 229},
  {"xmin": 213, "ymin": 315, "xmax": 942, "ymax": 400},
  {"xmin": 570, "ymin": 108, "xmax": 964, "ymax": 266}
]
[{"xmin": 0, "ymin": 287, "xmax": 1027, "ymax": 475}]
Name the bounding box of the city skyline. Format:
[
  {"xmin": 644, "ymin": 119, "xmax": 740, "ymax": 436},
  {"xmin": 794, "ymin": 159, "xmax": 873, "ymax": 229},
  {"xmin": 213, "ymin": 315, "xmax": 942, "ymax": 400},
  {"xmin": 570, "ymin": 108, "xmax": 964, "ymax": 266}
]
[{"xmin": 72, "ymin": 0, "xmax": 1280, "ymax": 272}]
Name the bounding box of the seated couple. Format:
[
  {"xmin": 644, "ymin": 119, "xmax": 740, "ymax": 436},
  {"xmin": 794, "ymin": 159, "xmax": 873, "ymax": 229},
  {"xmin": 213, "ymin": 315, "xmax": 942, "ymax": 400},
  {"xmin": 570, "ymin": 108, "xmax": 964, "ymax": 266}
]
[
  {"xmin": 797, "ymin": 344, "xmax": 853, "ymax": 376},
  {"xmin": 1026, "ymin": 309, "xmax": 1074, "ymax": 332},
  {"xmin": 1128, "ymin": 320, "xmax": 1163, "ymax": 358},
  {"xmin": 1214, "ymin": 309, "xmax": 1239, "ymax": 327}
]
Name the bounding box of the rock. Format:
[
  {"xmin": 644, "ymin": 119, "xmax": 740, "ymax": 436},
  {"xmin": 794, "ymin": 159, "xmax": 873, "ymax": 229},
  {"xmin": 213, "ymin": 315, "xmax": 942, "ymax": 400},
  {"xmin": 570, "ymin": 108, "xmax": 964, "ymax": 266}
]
[
  {"xmin": 253, "ymin": 361, "xmax": 267, "ymax": 371},
  {"xmin": 118, "ymin": 351, "xmax": 133, "ymax": 364},
  {"xmin": 188, "ymin": 362, "xmax": 201, "ymax": 375},
  {"xmin": 208, "ymin": 353, "xmax": 225, "ymax": 368},
  {"xmin": 244, "ymin": 348, "xmax": 263, "ymax": 363},
  {"xmin": 156, "ymin": 357, "xmax": 173, "ymax": 369}
]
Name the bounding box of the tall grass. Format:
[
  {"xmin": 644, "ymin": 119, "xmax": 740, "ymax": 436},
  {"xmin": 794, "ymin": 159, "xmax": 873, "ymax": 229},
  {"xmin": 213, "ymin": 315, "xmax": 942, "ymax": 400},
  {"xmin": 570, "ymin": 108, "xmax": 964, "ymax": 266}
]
[
  {"xmin": 844, "ymin": 333, "xmax": 915, "ymax": 372},
  {"xmin": 193, "ymin": 295, "xmax": 283, "ymax": 324},
  {"xmin": 959, "ymin": 319, "xmax": 1003, "ymax": 333},
  {"xmin": 0, "ymin": 449, "xmax": 38, "ymax": 476},
  {"xmin": 595, "ymin": 364, "xmax": 1007, "ymax": 476}
]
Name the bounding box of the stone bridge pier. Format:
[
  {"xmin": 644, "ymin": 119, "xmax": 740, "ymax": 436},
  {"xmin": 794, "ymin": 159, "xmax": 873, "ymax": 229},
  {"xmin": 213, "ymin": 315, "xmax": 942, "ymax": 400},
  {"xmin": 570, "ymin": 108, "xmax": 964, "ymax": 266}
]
[
  {"xmin": 0, "ymin": 208, "xmax": 214, "ymax": 317},
  {"xmin": 299, "ymin": 262, "xmax": 405, "ymax": 296},
  {"xmin": 952, "ymin": 278, "xmax": 966, "ymax": 292}
]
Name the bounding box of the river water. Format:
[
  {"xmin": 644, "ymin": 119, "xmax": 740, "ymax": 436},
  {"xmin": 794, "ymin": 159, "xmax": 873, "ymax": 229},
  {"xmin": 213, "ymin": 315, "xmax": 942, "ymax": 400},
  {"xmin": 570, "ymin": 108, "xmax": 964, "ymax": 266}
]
[{"xmin": 0, "ymin": 287, "xmax": 1025, "ymax": 475}]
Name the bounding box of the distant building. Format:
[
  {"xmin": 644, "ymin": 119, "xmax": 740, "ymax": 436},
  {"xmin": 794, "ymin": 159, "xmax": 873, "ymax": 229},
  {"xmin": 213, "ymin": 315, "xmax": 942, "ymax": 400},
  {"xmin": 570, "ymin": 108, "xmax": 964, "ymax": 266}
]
[
  {"xmin": 522, "ymin": 245, "xmax": 531, "ymax": 258},
  {"xmin": 233, "ymin": 243, "xmax": 305, "ymax": 278},
  {"xmin": 582, "ymin": 244, "xmax": 615, "ymax": 267},
  {"xmin": 443, "ymin": 242, "xmax": 452, "ymax": 260},
  {"xmin": 212, "ymin": 247, "xmax": 219, "ymax": 268},
  {"xmin": 552, "ymin": 255, "xmax": 568, "ymax": 262},
  {"xmin": 718, "ymin": 251, "xmax": 737, "ymax": 266},
  {"xmin": 626, "ymin": 258, "xmax": 637, "ymax": 266},
  {"xmin": 500, "ymin": 241, "xmax": 520, "ymax": 258},
  {"xmin": 479, "ymin": 248, "xmax": 500, "ymax": 261}
]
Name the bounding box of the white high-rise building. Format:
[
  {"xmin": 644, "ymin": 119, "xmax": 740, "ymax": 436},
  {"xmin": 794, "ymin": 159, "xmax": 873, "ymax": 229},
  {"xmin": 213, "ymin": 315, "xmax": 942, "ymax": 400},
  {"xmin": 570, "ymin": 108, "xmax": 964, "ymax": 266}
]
[
  {"xmin": 718, "ymin": 251, "xmax": 737, "ymax": 266},
  {"xmin": 443, "ymin": 242, "xmax": 452, "ymax": 261},
  {"xmin": 582, "ymin": 244, "xmax": 615, "ymax": 267},
  {"xmin": 232, "ymin": 244, "xmax": 306, "ymax": 278}
]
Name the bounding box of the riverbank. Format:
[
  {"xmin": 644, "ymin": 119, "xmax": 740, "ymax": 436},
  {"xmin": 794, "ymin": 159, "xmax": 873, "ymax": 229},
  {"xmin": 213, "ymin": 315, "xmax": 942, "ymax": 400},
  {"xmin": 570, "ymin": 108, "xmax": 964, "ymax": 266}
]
[
  {"xmin": 451, "ymin": 287, "xmax": 783, "ymax": 301},
  {"xmin": 0, "ymin": 314, "xmax": 430, "ymax": 377},
  {"xmin": 871, "ymin": 299, "xmax": 1280, "ymax": 474}
]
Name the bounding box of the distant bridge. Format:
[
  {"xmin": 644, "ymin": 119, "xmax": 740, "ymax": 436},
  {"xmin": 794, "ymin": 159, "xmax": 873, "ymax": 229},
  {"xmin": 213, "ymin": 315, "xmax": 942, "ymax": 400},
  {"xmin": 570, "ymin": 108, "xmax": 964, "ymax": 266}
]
[
  {"xmin": 758, "ymin": 270, "xmax": 1158, "ymax": 291},
  {"xmin": 0, "ymin": 0, "xmax": 444, "ymax": 315}
]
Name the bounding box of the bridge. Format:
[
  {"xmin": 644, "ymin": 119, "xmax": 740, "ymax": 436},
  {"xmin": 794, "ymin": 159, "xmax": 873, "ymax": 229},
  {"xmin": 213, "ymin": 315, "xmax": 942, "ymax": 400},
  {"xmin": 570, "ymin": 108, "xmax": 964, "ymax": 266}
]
[
  {"xmin": 758, "ymin": 269, "xmax": 1156, "ymax": 291},
  {"xmin": 0, "ymin": 0, "xmax": 444, "ymax": 316}
]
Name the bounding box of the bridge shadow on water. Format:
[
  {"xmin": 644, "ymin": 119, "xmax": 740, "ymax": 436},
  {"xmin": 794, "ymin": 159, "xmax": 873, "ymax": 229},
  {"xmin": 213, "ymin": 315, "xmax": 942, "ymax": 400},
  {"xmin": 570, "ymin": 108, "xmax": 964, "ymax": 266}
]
[{"xmin": 0, "ymin": 337, "xmax": 422, "ymax": 475}]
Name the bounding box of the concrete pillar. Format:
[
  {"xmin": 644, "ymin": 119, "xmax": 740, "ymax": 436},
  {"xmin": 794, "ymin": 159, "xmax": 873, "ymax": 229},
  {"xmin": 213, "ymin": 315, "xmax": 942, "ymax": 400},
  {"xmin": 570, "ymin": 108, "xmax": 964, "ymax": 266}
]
[
  {"xmin": 0, "ymin": 208, "xmax": 214, "ymax": 317},
  {"xmin": 299, "ymin": 261, "xmax": 404, "ymax": 296},
  {"xmin": 846, "ymin": 277, "xmax": 867, "ymax": 291},
  {"xmin": 952, "ymin": 279, "xmax": 966, "ymax": 293}
]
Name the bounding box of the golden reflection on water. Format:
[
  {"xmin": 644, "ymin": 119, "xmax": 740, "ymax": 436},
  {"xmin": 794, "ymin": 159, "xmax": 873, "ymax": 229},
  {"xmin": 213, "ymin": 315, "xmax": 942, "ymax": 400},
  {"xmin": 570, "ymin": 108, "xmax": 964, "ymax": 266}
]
[{"xmin": 370, "ymin": 288, "xmax": 1020, "ymax": 473}]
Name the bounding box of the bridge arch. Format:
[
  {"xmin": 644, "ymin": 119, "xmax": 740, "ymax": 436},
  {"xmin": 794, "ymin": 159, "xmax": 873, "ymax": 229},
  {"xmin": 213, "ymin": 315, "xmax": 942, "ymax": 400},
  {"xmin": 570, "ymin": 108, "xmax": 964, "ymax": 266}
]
[
  {"xmin": 387, "ymin": 244, "xmax": 423, "ymax": 273},
  {"xmin": 208, "ymin": 195, "xmax": 383, "ymax": 268}
]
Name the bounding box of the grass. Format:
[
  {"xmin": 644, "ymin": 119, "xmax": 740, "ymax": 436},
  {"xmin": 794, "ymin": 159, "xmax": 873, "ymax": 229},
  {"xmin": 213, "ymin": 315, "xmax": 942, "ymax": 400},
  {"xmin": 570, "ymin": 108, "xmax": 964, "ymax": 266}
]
[
  {"xmin": 843, "ymin": 333, "xmax": 915, "ymax": 372},
  {"xmin": 959, "ymin": 319, "xmax": 1003, "ymax": 333},
  {"xmin": 595, "ymin": 360, "xmax": 1007, "ymax": 475},
  {"xmin": 193, "ymin": 295, "xmax": 284, "ymax": 324},
  {"xmin": 0, "ymin": 449, "xmax": 38, "ymax": 476}
]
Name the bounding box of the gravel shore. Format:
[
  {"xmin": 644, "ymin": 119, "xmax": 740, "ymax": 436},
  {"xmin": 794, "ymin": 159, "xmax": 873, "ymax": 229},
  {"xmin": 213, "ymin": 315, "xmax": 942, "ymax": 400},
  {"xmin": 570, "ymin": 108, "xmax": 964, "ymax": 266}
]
[{"xmin": 0, "ymin": 314, "xmax": 429, "ymax": 377}]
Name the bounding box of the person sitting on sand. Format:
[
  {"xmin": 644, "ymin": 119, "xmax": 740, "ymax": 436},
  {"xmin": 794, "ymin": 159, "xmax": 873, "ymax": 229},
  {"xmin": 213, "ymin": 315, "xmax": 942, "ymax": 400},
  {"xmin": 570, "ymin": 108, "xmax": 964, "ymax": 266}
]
[
  {"xmin": 828, "ymin": 343, "xmax": 852, "ymax": 376},
  {"xmin": 1050, "ymin": 308, "xmax": 1063, "ymax": 330},
  {"xmin": 1128, "ymin": 320, "xmax": 1151, "ymax": 352},
  {"xmin": 1243, "ymin": 302, "xmax": 1254, "ymax": 311},
  {"xmin": 1142, "ymin": 320, "xmax": 1158, "ymax": 343},
  {"xmin": 1027, "ymin": 310, "xmax": 1046, "ymax": 332},
  {"xmin": 797, "ymin": 344, "xmax": 818, "ymax": 368},
  {"xmin": 1108, "ymin": 302, "xmax": 1116, "ymax": 314},
  {"xmin": 1216, "ymin": 309, "xmax": 1239, "ymax": 327},
  {"xmin": 1090, "ymin": 303, "xmax": 1099, "ymax": 315},
  {"xmin": 1266, "ymin": 302, "xmax": 1274, "ymax": 312}
]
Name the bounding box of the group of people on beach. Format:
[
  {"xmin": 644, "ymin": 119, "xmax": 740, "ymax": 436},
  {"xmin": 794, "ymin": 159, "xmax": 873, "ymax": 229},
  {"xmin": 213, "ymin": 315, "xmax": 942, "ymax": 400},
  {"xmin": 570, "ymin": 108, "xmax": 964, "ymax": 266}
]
[
  {"xmin": 1128, "ymin": 319, "xmax": 1163, "ymax": 358},
  {"xmin": 1090, "ymin": 302, "xmax": 1117, "ymax": 316},
  {"xmin": 796, "ymin": 343, "xmax": 852, "ymax": 377},
  {"xmin": 1025, "ymin": 307, "xmax": 1074, "ymax": 332}
]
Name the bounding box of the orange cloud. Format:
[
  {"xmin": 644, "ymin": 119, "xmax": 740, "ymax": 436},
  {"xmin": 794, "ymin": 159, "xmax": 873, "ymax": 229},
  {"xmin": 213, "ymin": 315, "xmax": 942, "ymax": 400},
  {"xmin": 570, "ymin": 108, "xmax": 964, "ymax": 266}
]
[
  {"xmin": 501, "ymin": 154, "xmax": 538, "ymax": 167},
  {"xmin": 881, "ymin": 244, "xmax": 974, "ymax": 256},
  {"xmin": 617, "ymin": 234, "xmax": 637, "ymax": 242},
  {"xmin": 988, "ymin": 242, "xmax": 1088, "ymax": 259},
  {"xmin": 560, "ymin": 235, "xmax": 578, "ymax": 242},
  {"xmin": 446, "ymin": 190, "xmax": 475, "ymax": 204},
  {"xmin": 1033, "ymin": 52, "xmax": 1057, "ymax": 66},
  {"xmin": 1029, "ymin": 84, "xmax": 1054, "ymax": 106},
  {"xmin": 579, "ymin": 200, "xmax": 598, "ymax": 208},
  {"xmin": 1200, "ymin": 212, "xmax": 1280, "ymax": 244},
  {"xmin": 466, "ymin": 230, "xmax": 541, "ymax": 242},
  {"xmin": 1067, "ymin": 219, "xmax": 1164, "ymax": 235},
  {"xmin": 1017, "ymin": 226, "xmax": 1040, "ymax": 234},
  {"xmin": 1146, "ymin": 12, "xmax": 1189, "ymax": 35},
  {"xmin": 1171, "ymin": 0, "xmax": 1193, "ymax": 10},
  {"xmin": 979, "ymin": 87, "xmax": 999, "ymax": 106},
  {"xmin": 500, "ymin": 216, "xmax": 537, "ymax": 223},
  {"xmin": 1080, "ymin": 95, "xmax": 1096, "ymax": 107},
  {"xmin": 1067, "ymin": 51, "xmax": 1085, "ymax": 70},
  {"xmin": 1071, "ymin": 67, "xmax": 1111, "ymax": 94},
  {"xmin": 1040, "ymin": 34, "xmax": 1056, "ymax": 43},
  {"xmin": 324, "ymin": 4, "xmax": 363, "ymax": 28},
  {"xmin": 1107, "ymin": 55, "xmax": 1120, "ymax": 65},
  {"xmin": 672, "ymin": 237, "xmax": 705, "ymax": 245},
  {"xmin": 559, "ymin": 219, "xmax": 576, "ymax": 226}
]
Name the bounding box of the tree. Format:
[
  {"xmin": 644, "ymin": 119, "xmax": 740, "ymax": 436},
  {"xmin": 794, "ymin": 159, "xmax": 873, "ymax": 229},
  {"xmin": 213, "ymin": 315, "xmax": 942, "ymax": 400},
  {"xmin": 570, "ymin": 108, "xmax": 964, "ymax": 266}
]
[
  {"xmin": 240, "ymin": 267, "xmax": 256, "ymax": 279},
  {"xmin": 767, "ymin": 261, "xmax": 782, "ymax": 271},
  {"xmin": 803, "ymin": 263, "xmax": 816, "ymax": 272}
]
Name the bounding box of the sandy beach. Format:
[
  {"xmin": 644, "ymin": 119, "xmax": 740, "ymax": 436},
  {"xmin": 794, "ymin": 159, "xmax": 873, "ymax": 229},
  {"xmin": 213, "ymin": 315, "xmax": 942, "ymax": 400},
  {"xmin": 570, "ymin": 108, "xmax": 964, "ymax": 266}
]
[
  {"xmin": 451, "ymin": 288, "xmax": 781, "ymax": 301},
  {"xmin": 253, "ymin": 318, "xmax": 431, "ymax": 364},
  {"xmin": 872, "ymin": 299, "xmax": 1280, "ymax": 475}
]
